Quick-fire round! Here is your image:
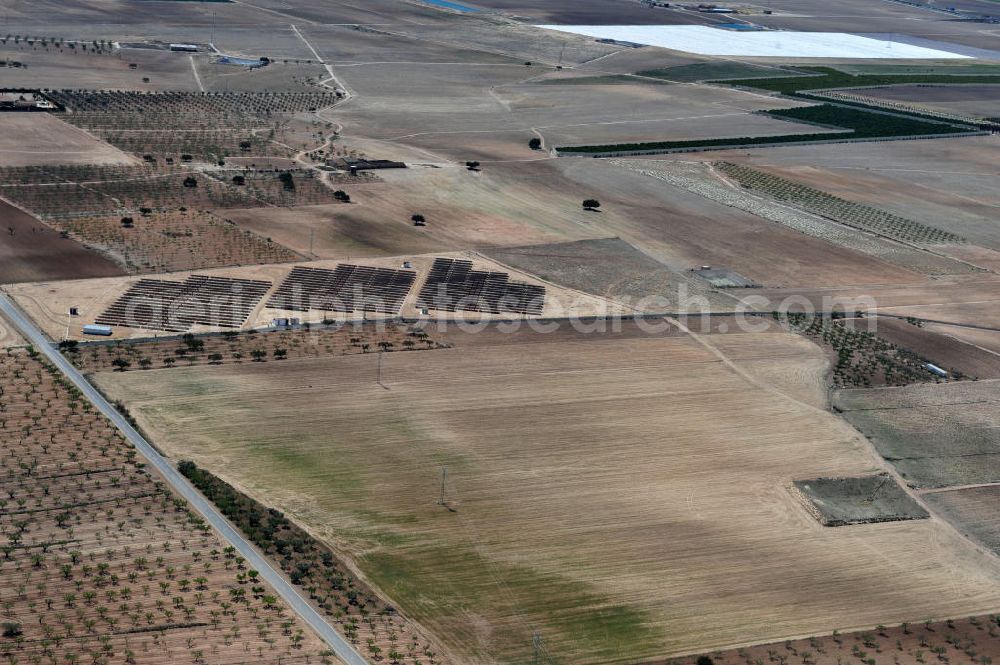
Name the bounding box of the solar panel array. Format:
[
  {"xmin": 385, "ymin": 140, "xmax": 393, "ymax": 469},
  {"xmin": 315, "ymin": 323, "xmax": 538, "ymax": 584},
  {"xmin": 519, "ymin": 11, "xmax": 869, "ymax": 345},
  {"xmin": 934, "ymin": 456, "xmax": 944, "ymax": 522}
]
[
  {"xmin": 416, "ymin": 258, "xmax": 545, "ymax": 315},
  {"xmin": 97, "ymin": 275, "xmax": 272, "ymax": 332},
  {"xmin": 267, "ymin": 265, "xmax": 416, "ymax": 314}
]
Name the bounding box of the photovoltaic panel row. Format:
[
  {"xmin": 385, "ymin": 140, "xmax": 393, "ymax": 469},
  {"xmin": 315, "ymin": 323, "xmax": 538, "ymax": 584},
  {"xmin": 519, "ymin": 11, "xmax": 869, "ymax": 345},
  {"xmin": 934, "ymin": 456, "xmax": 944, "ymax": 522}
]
[
  {"xmin": 96, "ymin": 275, "xmax": 272, "ymax": 332},
  {"xmin": 267, "ymin": 264, "xmax": 416, "ymax": 314},
  {"xmin": 416, "ymin": 258, "xmax": 545, "ymax": 315}
]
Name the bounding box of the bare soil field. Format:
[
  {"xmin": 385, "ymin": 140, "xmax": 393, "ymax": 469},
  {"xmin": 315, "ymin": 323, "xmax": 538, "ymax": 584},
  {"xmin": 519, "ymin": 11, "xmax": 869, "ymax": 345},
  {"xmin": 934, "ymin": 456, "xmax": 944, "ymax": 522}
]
[
  {"xmin": 0, "ymin": 43, "xmax": 199, "ymax": 90},
  {"xmin": 925, "ymin": 486, "xmax": 1000, "ymax": 554},
  {"xmin": 198, "ymin": 61, "xmax": 329, "ymax": 94},
  {"xmin": 0, "ymin": 113, "xmax": 137, "ymax": 167},
  {"xmin": 850, "ymin": 84, "xmax": 1000, "ymax": 118},
  {"xmin": 738, "ymin": 275, "xmax": 1000, "ymax": 322},
  {"xmin": 221, "ymin": 203, "xmax": 452, "ymax": 260},
  {"xmin": 329, "ymin": 53, "xmax": 818, "ymax": 161},
  {"xmin": 870, "ymin": 316, "xmax": 1000, "ymax": 378},
  {"xmin": 923, "ymin": 322, "xmax": 1000, "ymax": 356},
  {"xmin": 223, "ymin": 164, "xmax": 603, "ymax": 258},
  {"xmin": 665, "ymin": 615, "xmax": 1000, "ymax": 665},
  {"xmin": 93, "ymin": 326, "xmax": 1000, "ymax": 664},
  {"xmin": 0, "ymin": 198, "xmax": 124, "ymax": 284},
  {"xmin": 0, "ymin": 349, "xmax": 332, "ymax": 665},
  {"xmin": 835, "ymin": 380, "xmax": 1000, "ymax": 489},
  {"xmin": 697, "ymin": 135, "xmax": 1000, "ymax": 250}
]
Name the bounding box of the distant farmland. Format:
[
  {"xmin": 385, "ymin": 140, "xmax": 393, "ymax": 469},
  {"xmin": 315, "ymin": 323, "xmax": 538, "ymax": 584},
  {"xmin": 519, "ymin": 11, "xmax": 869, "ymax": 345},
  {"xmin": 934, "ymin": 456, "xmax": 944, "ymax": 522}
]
[{"xmin": 95, "ymin": 325, "xmax": 1000, "ymax": 664}]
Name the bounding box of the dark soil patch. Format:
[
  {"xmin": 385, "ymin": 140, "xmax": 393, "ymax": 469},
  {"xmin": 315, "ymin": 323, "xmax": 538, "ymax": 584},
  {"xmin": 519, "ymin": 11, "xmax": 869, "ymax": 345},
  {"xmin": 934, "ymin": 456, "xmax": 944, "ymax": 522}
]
[{"xmin": 0, "ymin": 198, "xmax": 124, "ymax": 283}]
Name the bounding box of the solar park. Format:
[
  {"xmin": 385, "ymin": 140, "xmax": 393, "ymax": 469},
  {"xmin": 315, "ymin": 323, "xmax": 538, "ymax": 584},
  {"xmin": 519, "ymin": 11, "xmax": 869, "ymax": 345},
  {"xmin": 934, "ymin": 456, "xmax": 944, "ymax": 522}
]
[
  {"xmin": 96, "ymin": 274, "xmax": 272, "ymax": 332},
  {"xmin": 416, "ymin": 258, "xmax": 545, "ymax": 315},
  {"xmin": 267, "ymin": 264, "xmax": 416, "ymax": 314}
]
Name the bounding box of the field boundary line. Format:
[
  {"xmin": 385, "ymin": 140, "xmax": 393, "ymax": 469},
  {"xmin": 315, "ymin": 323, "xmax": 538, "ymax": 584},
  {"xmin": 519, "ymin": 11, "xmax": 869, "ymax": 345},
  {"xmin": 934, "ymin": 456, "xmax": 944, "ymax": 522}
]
[{"xmin": 190, "ymin": 55, "xmax": 205, "ymax": 92}]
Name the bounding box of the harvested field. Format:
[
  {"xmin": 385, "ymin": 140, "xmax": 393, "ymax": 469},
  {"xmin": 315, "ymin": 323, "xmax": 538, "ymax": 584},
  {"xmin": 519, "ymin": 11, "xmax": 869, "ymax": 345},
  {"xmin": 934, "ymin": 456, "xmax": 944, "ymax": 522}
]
[
  {"xmin": 835, "ymin": 381, "xmax": 1000, "ymax": 489},
  {"xmin": 792, "ymin": 474, "xmax": 929, "ymax": 527},
  {"xmin": 924, "ymin": 486, "xmax": 1000, "ymax": 554},
  {"xmin": 93, "ymin": 327, "xmax": 1000, "ymax": 664},
  {"xmin": 0, "ymin": 113, "xmax": 137, "ymax": 167},
  {"xmin": 0, "ymin": 198, "xmax": 124, "ymax": 284},
  {"xmin": 740, "ymin": 276, "xmax": 1000, "ymax": 321},
  {"xmin": 850, "ymin": 84, "xmax": 1000, "ymax": 119},
  {"xmin": 0, "ymin": 350, "xmax": 331, "ymax": 665},
  {"xmin": 332, "ymin": 59, "xmax": 816, "ymax": 161},
  {"xmin": 0, "ymin": 44, "xmax": 199, "ymax": 90},
  {"xmin": 222, "ymin": 165, "xmax": 602, "ymax": 259},
  {"xmin": 221, "ymin": 203, "xmax": 449, "ymax": 260},
  {"xmin": 666, "ymin": 615, "xmax": 1000, "ymax": 665},
  {"xmin": 871, "ymin": 316, "xmax": 1000, "ymax": 379}
]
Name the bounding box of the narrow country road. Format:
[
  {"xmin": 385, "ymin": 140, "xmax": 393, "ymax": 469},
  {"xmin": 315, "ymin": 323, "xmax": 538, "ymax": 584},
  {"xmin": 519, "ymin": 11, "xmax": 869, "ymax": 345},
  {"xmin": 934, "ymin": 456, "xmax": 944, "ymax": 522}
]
[{"xmin": 0, "ymin": 293, "xmax": 369, "ymax": 665}]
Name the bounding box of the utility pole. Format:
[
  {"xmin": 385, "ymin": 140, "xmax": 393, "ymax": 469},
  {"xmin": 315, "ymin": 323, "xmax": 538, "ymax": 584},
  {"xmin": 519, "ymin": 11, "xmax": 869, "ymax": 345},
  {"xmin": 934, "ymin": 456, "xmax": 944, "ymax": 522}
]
[
  {"xmin": 437, "ymin": 466, "xmax": 447, "ymax": 506},
  {"xmin": 376, "ymin": 349, "xmax": 383, "ymax": 387},
  {"xmin": 533, "ymin": 631, "xmax": 544, "ymax": 665},
  {"xmin": 309, "ymin": 227, "xmax": 315, "ymax": 257}
]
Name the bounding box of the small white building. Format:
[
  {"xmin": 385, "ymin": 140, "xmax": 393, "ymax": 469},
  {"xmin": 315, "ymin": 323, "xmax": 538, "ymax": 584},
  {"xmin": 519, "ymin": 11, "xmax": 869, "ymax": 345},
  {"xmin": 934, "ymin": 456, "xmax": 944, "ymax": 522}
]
[{"xmin": 169, "ymin": 43, "xmax": 199, "ymax": 52}]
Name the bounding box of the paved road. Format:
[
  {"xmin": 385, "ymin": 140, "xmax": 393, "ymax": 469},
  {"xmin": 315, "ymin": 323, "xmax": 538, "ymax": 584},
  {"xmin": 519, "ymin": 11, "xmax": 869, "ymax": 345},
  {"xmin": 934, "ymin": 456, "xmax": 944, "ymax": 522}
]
[{"xmin": 0, "ymin": 294, "xmax": 369, "ymax": 665}]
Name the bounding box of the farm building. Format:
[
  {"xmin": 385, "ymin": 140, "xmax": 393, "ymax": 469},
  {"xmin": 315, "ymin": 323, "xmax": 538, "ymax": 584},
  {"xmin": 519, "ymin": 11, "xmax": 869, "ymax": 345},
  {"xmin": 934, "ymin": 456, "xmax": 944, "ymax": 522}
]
[{"xmin": 169, "ymin": 43, "xmax": 199, "ymax": 52}]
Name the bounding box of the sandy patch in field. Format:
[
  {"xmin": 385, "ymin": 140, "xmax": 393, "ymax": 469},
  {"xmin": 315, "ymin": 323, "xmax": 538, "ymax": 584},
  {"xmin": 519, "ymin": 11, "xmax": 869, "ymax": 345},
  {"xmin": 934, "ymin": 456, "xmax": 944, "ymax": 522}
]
[{"xmin": 0, "ymin": 113, "xmax": 138, "ymax": 167}]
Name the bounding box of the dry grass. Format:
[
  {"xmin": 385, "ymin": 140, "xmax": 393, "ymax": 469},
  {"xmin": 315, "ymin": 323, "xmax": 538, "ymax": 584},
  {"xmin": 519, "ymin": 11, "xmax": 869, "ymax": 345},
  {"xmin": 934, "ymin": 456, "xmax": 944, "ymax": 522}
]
[{"xmin": 93, "ymin": 326, "xmax": 1000, "ymax": 664}]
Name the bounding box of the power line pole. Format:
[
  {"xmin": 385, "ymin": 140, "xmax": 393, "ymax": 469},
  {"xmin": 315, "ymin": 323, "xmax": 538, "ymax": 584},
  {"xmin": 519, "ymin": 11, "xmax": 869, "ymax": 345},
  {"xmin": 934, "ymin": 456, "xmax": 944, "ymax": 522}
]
[
  {"xmin": 533, "ymin": 631, "xmax": 544, "ymax": 665},
  {"xmin": 437, "ymin": 466, "xmax": 447, "ymax": 506}
]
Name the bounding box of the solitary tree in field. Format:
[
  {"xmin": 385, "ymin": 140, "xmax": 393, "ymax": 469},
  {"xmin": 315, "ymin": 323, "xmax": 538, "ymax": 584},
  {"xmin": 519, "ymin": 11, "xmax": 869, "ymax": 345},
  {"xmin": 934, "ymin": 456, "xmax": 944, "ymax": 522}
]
[
  {"xmin": 582, "ymin": 198, "xmax": 601, "ymax": 211},
  {"xmin": 465, "ymin": 161, "xmax": 480, "ymax": 171},
  {"xmin": 528, "ymin": 137, "xmax": 541, "ymax": 150}
]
